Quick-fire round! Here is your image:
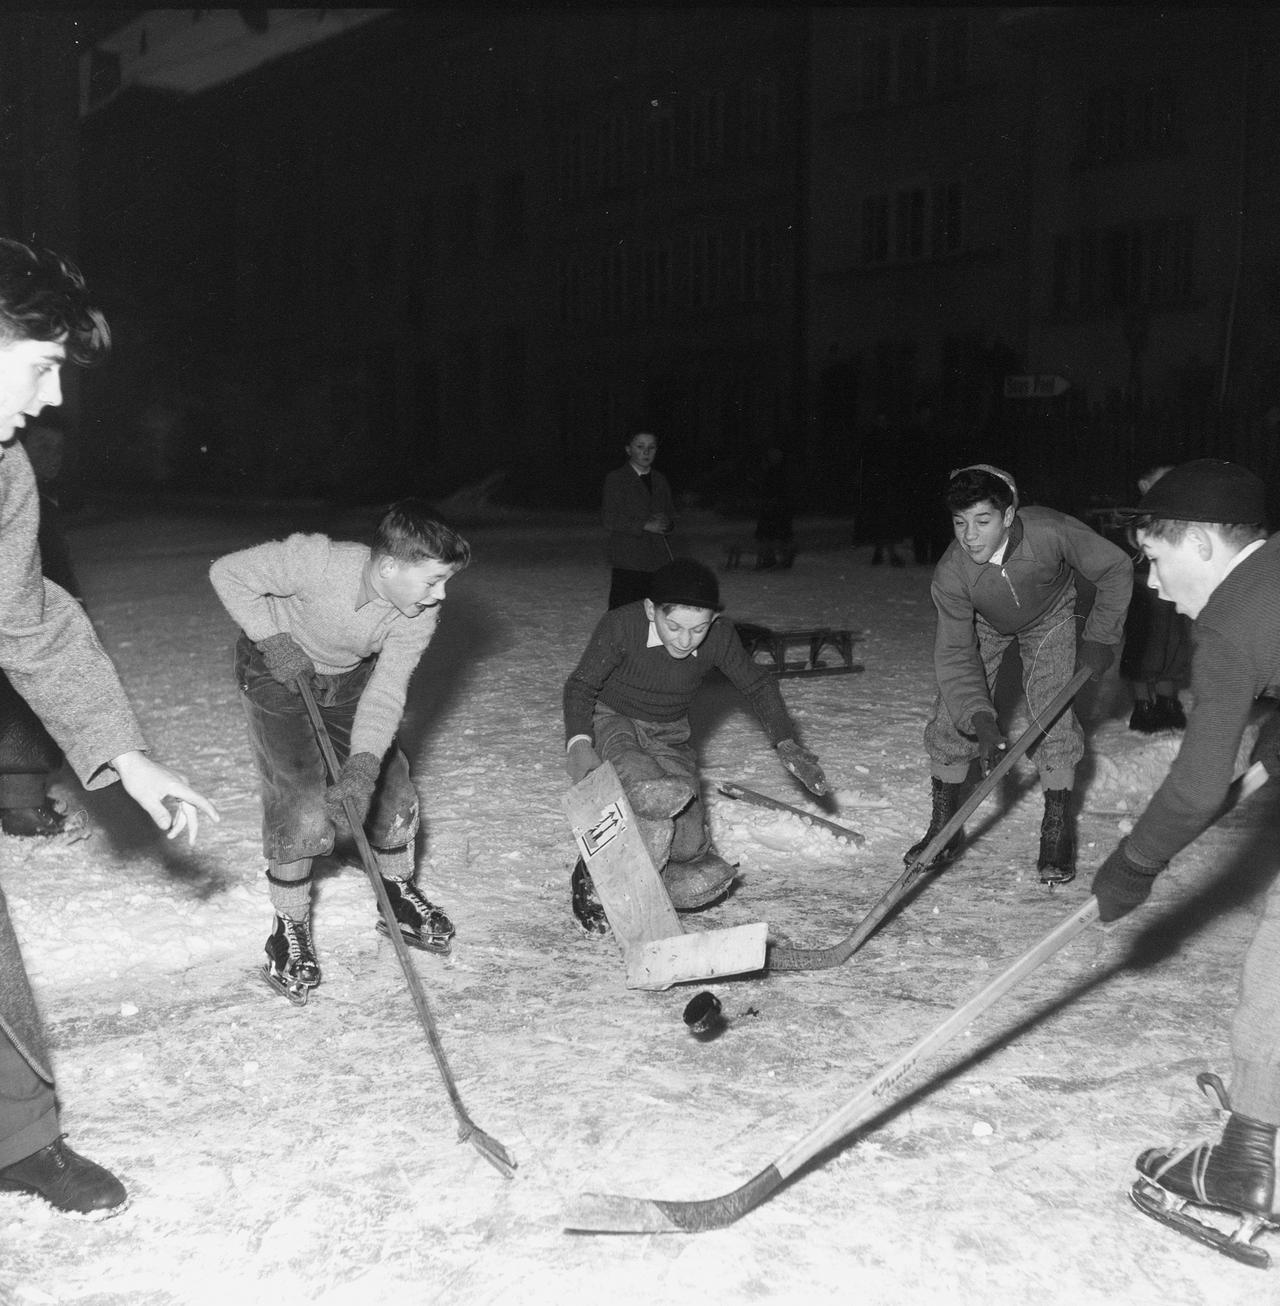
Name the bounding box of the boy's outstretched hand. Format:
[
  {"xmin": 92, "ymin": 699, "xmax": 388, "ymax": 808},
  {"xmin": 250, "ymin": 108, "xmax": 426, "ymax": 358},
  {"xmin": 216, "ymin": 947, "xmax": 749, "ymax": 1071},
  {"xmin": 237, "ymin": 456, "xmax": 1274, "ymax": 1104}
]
[
  {"xmin": 111, "ymin": 750, "xmax": 220, "ymax": 845},
  {"xmin": 566, "ymin": 738, "xmax": 602, "ymax": 784},
  {"xmin": 776, "ymin": 739, "xmax": 828, "ymax": 795}
]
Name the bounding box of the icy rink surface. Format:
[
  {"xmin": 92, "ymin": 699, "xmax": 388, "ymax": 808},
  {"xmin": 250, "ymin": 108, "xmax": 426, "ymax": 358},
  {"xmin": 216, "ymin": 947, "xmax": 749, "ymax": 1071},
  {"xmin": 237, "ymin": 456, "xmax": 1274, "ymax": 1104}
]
[{"xmin": 0, "ymin": 503, "xmax": 1275, "ymax": 1306}]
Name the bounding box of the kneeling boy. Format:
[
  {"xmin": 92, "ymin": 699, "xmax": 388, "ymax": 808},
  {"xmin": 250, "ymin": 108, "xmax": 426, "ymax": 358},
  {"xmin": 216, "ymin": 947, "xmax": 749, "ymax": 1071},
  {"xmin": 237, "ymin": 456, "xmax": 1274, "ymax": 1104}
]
[
  {"xmin": 563, "ymin": 557, "xmax": 827, "ymax": 934},
  {"xmin": 210, "ymin": 501, "xmax": 469, "ymax": 1002}
]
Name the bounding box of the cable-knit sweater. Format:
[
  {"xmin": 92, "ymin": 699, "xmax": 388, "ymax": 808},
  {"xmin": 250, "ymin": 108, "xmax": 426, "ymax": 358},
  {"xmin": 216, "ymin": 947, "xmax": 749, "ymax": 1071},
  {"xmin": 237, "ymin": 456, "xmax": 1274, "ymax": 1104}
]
[
  {"xmin": 209, "ymin": 533, "xmax": 440, "ymax": 760},
  {"xmin": 563, "ymin": 602, "xmax": 794, "ymax": 745}
]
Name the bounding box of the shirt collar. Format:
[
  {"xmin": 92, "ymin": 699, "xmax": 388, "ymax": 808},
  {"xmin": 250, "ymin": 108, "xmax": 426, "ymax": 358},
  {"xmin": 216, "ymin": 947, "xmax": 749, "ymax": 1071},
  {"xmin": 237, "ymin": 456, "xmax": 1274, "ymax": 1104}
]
[
  {"xmin": 1223, "ymin": 537, "xmax": 1267, "ymax": 579},
  {"xmin": 356, "ymin": 562, "xmax": 380, "ymax": 610},
  {"xmin": 647, "ymin": 619, "xmax": 698, "ymax": 656}
]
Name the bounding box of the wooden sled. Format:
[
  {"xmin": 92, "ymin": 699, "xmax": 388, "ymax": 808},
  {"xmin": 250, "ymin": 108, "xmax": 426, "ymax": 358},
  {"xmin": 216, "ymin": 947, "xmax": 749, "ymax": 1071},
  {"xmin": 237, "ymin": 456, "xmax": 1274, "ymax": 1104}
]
[
  {"xmin": 735, "ymin": 623, "xmax": 863, "ymax": 678},
  {"xmin": 563, "ymin": 763, "xmax": 767, "ymax": 991}
]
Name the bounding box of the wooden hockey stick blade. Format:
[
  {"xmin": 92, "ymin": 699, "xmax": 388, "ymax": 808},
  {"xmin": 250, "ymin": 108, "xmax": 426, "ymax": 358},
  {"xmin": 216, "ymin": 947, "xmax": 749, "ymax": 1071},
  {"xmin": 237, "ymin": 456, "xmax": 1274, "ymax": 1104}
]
[
  {"xmin": 566, "ymin": 764, "xmax": 1272, "ymax": 1233},
  {"xmin": 766, "ymin": 666, "xmax": 1093, "ymax": 972},
  {"xmin": 626, "ymin": 922, "xmax": 768, "ymax": 990},
  {"xmin": 565, "ymin": 898, "xmax": 1100, "ymax": 1232},
  {"xmin": 297, "ymin": 681, "xmax": 517, "ymax": 1180},
  {"xmin": 717, "ymin": 782, "xmax": 865, "ymax": 846}
]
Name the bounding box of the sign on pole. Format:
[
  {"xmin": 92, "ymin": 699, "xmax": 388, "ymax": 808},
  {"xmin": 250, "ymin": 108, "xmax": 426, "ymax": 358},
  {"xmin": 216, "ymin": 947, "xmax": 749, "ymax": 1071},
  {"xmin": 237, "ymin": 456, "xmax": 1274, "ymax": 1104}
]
[{"xmin": 1004, "ymin": 375, "xmax": 1071, "ymax": 399}]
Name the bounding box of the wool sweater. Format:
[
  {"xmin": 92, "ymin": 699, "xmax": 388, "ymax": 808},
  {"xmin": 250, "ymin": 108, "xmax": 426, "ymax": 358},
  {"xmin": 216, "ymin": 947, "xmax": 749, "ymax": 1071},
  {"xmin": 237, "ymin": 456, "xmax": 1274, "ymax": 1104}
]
[
  {"xmin": 209, "ymin": 533, "xmax": 440, "ymax": 760},
  {"xmin": 1129, "ymin": 532, "xmax": 1280, "ymax": 864},
  {"xmin": 564, "ymin": 602, "xmax": 794, "ymax": 745},
  {"xmin": 931, "ymin": 506, "xmax": 1132, "ymax": 732},
  {"xmin": 601, "ymin": 463, "xmax": 675, "ymax": 571}
]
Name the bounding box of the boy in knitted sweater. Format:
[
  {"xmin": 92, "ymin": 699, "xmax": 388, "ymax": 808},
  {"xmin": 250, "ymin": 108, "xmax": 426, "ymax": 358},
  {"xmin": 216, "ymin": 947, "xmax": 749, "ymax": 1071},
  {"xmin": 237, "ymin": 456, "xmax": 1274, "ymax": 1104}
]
[
  {"xmin": 907, "ymin": 464, "xmax": 1131, "ymax": 884},
  {"xmin": 209, "ymin": 502, "xmax": 469, "ymax": 1002},
  {"xmin": 563, "ymin": 557, "xmax": 827, "ymax": 934}
]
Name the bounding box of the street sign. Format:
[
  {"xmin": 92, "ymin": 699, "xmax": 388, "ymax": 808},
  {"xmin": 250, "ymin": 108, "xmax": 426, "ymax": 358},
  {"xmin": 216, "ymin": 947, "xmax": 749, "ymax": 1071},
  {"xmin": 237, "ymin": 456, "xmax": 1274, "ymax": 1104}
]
[{"xmin": 1004, "ymin": 374, "xmax": 1070, "ymax": 398}]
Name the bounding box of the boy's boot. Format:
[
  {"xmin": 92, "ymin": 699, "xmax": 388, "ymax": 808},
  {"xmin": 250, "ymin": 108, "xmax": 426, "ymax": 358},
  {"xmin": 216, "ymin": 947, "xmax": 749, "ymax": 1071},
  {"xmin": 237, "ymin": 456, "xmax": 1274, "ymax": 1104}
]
[
  {"xmin": 570, "ymin": 858, "xmax": 609, "ymax": 936},
  {"xmin": 662, "ymin": 849, "xmax": 737, "ymax": 911},
  {"xmin": 262, "ymin": 913, "xmax": 321, "ymax": 1005},
  {"xmin": 1128, "ymin": 697, "xmax": 1161, "ymax": 733},
  {"xmin": 1136, "ymin": 1111, "xmax": 1280, "ymax": 1222},
  {"xmin": 379, "ymin": 874, "xmax": 454, "ymax": 954},
  {"xmin": 1037, "ymin": 788, "xmax": 1076, "ymax": 885},
  {"xmin": 903, "ymin": 778, "xmax": 965, "ymax": 868},
  {"xmin": 0, "ymin": 1136, "xmax": 128, "ymax": 1218},
  {"xmin": 1155, "ymin": 694, "xmax": 1187, "ymax": 730}
]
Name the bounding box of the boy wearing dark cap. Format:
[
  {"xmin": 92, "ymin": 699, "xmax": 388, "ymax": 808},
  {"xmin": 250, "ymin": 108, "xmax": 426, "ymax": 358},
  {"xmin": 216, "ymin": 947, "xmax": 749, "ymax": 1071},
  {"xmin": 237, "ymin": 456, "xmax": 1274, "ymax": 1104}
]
[
  {"xmin": 908, "ymin": 464, "xmax": 1132, "ymax": 884},
  {"xmin": 1088, "ymin": 459, "xmax": 1280, "ymax": 1259},
  {"xmin": 563, "ymin": 557, "xmax": 827, "ymax": 934}
]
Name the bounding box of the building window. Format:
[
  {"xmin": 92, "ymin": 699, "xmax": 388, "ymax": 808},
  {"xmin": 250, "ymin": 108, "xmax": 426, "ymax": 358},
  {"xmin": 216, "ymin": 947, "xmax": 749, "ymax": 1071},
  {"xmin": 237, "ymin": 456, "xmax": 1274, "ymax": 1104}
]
[
  {"xmin": 1082, "ymin": 77, "xmax": 1185, "ymax": 164},
  {"xmin": 863, "ymin": 183, "xmax": 962, "ymax": 265},
  {"xmin": 862, "ymin": 194, "xmax": 890, "ymax": 264},
  {"xmin": 1056, "ymin": 218, "xmax": 1194, "ymax": 311}
]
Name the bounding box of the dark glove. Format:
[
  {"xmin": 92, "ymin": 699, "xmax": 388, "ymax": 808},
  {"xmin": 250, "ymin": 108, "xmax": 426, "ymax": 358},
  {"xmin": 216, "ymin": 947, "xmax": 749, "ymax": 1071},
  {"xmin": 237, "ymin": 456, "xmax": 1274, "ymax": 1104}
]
[
  {"xmin": 324, "ymin": 751, "xmax": 382, "ymax": 831},
  {"xmin": 566, "ymin": 738, "xmax": 602, "ymax": 784},
  {"xmin": 972, "ymin": 712, "xmax": 1007, "ymax": 777},
  {"xmin": 1251, "ymin": 706, "xmax": 1280, "ymax": 778},
  {"xmin": 776, "ymin": 739, "xmax": 828, "ymax": 796},
  {"xmin": 1076, "ymin": 639, "xmax": 1114, "ymax": 682},
  {"xmin": 257, "ymin": 633, "xmax": 316, "ymax": 693},
  {"xmin": 1090, "ymin": 840, "xmax": 1168, "ymax": 923}
]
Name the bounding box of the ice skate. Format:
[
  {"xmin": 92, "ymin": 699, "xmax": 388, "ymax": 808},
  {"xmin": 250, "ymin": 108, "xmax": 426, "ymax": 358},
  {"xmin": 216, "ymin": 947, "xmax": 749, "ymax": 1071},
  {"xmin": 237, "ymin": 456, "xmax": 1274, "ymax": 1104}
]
[
  {"xmin": 662, "ymin": 849, "xmax": 737, "ymax": 911},
  {"xmin": 1037, "ymin": 788, "xmax": 1076, "ymax": 885},
  {"xmin": 0, "ymin": 799, "xmax": 90, "ymax": 842},
  {"xmin": 903, "ymin": 777, "xmax": 964, "ymax": 869},
  {"xmin": 377, "ymin": 875, "xmax": 454, "ymax": 954},
  {"xmin": 261, "ymin": 913, "xmax": 320, "ymax": 1005},
  {"xmin": 1129, "ymin": 1074, "xmax": 1279, "ymax": 1270},
  {"xmin": 571, "ymin": 857, "xmax": 610, "ymax": 936}
]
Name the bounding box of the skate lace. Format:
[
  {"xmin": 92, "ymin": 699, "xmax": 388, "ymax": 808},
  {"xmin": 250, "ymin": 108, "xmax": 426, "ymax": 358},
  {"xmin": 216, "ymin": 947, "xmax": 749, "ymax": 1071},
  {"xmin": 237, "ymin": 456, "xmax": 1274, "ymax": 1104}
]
[
  {"xmin": 281, "ymin": 915, "xmax": 316, "ymax": 964},
  {"xmin": 390, "ymin": 877, "xmax": 436, "ymax": 918}
]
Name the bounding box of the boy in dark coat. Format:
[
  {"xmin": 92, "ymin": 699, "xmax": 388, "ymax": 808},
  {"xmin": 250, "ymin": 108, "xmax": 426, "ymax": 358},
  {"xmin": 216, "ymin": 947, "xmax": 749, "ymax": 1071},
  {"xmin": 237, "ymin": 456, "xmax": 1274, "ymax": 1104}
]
[
  {"xmin": 0, "ymin": 239, "xmax": 218, "ymax": 1218},
  {"xmin": 907, "ymin": 464, "xmax": 1132, "ymax": 883},
  {"xmin": 563, "ymin": 557, "xmax": 826, "ymax": 934},
  {"xmin": 1090, "ymin": 459, "xmax": 1280, "ymax": 1261}
]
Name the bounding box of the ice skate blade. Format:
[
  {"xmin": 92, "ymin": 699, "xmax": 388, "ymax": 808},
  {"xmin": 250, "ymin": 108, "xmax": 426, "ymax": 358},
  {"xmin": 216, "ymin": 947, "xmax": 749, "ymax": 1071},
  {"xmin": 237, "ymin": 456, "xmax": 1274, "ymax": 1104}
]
[
  {"xmin": 260, "ymin": 966, "xmax": 314, "ymax": 1006},
  {"xmin": 376, "ymin": 919, "xmax": 453, "ymax": 954},
  {"xmin": 1130, "ymin": 1177, "xmax": 1273, "ymax": 1269}
]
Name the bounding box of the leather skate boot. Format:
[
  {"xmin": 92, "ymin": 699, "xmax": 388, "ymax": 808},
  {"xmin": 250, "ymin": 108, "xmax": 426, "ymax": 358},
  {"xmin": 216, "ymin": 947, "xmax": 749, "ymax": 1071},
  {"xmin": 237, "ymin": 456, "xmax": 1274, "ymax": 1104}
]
[
  {"xmin": 1136, "ymin": 1111, "xmax": 1280, "ymax": 1220},
  {"xmin": 0, "ymin": 1136, "xmax": 128, "ymax": 1218},
  {"xmin": 570, "ymin": 858, "xmax": 609, "ymax": 936},
  {"xmin": 1037, "ymin": 788, "xmax": 1076, "ymax": 884},
  {"xmin": 662, "ymin": 849, "xmax": 737, "ymax": 910},
  {"xmin": 903, "ymin": 778, "xmax": 965, "ymax": 868}
]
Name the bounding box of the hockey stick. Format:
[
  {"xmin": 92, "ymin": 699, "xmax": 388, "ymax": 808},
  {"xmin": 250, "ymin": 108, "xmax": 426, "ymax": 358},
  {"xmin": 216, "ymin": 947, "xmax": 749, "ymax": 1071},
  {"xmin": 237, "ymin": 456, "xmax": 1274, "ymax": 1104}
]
[
  {"xmin": 767, "ymin": 665, "xmax": 1093, "ymax": 972},
  {"xmin": 565, "ymin": 762, "xmax": 1270, "ymax": 1234},
  {"xmin": 716, "ymin": 782, "xmax": 865, "ymax": 846},
  {"xmin": 297, "ymin": 680, "xmax": 517, "ymax": 1179}
]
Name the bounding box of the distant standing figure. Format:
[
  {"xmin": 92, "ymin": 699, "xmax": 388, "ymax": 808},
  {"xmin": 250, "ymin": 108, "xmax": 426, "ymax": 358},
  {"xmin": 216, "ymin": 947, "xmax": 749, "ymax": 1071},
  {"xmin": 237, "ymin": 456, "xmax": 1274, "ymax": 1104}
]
[
  {"xmin": 1120, "ymin": 465, "xmax": 1193, "ymax": 732},
  {"xmin": 602, "ymin": 432, "xmax": 675, "ymax": 609},
  {"xmin": 752, "ymin": 445, "xmax": 794, "ymax": 570}
]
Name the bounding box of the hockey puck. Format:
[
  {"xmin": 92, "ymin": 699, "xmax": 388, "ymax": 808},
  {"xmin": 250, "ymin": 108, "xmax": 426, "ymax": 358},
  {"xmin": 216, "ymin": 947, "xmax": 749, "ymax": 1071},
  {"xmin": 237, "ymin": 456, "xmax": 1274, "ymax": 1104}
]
[{"xmin": 683, "ymin": 991, "xmax": 723, "ymax": 1040}]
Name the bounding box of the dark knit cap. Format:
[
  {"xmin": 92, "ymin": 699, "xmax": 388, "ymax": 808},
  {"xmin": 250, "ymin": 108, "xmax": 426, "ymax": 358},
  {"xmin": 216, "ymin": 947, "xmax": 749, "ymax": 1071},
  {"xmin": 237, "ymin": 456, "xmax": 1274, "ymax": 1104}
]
[
  {"xmin": 648, "ymin": 558, "xmax": 722, "ymax": 611},
  {"xmin": 1116, "ymin": 459, "xmax": 1266, "ymax": 525}
]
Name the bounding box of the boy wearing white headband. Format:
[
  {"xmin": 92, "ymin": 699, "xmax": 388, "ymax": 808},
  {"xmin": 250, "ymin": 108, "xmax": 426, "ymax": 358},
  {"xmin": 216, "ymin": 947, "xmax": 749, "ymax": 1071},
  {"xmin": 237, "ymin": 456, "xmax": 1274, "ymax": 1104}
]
[{"xmin": 906, "ymin": 464, "xmax": 1132, "ymax": 884}]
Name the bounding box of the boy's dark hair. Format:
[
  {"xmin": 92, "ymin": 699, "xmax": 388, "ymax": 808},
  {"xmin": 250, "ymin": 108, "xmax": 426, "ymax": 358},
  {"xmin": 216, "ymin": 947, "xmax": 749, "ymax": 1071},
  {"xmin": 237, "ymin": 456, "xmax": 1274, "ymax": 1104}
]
[
  {"xmin": 945, "ymin": 466, "xmax": 1016, "ymax": 515},
  {"xmin": 0, "ymin": 239, "xmax": 110, "ymax": 365},
  {"xmin": 373, "ymin": 499, "xmax": 471, "ymax": 567}
]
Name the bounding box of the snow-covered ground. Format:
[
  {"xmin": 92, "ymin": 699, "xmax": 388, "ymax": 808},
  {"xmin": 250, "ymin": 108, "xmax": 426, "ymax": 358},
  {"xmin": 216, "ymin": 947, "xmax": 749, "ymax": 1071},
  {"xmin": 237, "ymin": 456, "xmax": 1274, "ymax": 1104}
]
[{"xmin": 0, "ymin": 503, "xmax": 1275, "ymax": 1305}]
